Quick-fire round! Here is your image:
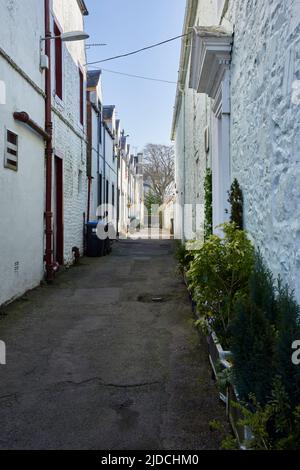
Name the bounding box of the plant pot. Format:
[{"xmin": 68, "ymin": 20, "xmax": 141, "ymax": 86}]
[
  {"xmin": 207, "ymin": 329, "xmax": 232, "ymax": 403},
  {"xmin": 227, "ymin": 384, "xmax": 254, "ymax": 450}
]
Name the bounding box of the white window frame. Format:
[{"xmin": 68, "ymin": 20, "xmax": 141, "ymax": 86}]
[
  {"xmin": 189, "ymin": 27, "xmax": 233, "ymax": 235},
  {"xmin": 211, "ymin": 70, "xmax": 231, "ymax": 234}
]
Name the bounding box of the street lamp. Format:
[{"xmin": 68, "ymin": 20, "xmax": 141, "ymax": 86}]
[
  {"xmin": 40, "ymin": 31, "xmax": 89, "ymax": 69},
  {"xmin": 41, "ymin": 30, "xmax": 90, "ymax": 42}
]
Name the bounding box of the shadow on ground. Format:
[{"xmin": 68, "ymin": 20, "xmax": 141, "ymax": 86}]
[{"xmin": 0, "ymin": 239, "xmax": 229, "ymax": 450}]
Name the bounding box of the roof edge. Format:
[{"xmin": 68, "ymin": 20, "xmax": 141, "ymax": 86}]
[
  {"xmin": 170, "ymin": 0, "xmax": 198, "ymax": 141},
  {"xmin": 77, "ymin": 0, "xmax": 89, "ymax": 16}
]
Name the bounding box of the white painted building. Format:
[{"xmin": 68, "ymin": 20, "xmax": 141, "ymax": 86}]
[
  {"xmin": 51, "ymin": 0, "xmax": 89, "ymax": 265},
  {"xmin": 0, "ymin": 0, "xmax": 89, "ymax": 306},
  {"xmin": 102, "ymin": 105, "xmax": 118, "ymax": 226},
  {"xmin": 0, "ymin": 0, "xmax": 45, "ymax": 306},
  {"xmin": 172, "ymin": 0, "xmax": 300, "ymax": 301},
  {"xmin": 86, "ymin": 76, "xmax": 118, "ymax": 229}
]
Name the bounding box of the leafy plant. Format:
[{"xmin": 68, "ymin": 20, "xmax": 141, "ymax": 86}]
[
  {"xmin": 230, "ymin": 297, "xmax": 275, "ymax": 405},
  {"xmin": 229, "ymin": 250, "xmax": 300, "ymax": 448},
  {"xmin": 227, "ymin": 178, "xmax": 243, "ymax": 230},
  {"xmin": 238, "ymin": 382, "xmax": 300, "ymax": 450},
  {"xmin": 144, "ymin": 190, "xmax": 162, "ymax": 214},
  {"xmin": 274, "ymin": 280, "xmax": 300, "ymax": 408},
  {"xmin": 175, "ymin": 241, "xmax": 197, "ymax": 274},
  {"xmin": 204, "ymin": 168, "xmax": 213, "ymax": 240},
  {"xmin": 221, "ymin": 435, "xmax": 239, "ymax": 450},
  {"xmin": 187, "ymin": 223, "xmax": 254, "ymax": 345}
]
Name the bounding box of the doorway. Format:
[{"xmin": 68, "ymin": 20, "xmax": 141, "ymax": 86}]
[{"xmin": 55, "ymin": 156, "xmax": 64, "ymax": 265}]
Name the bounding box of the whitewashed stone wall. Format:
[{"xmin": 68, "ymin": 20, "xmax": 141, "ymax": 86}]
[
  {"xmin": 223, "ymin": 0, "xmax": 300, "ymax": 301},
  {"xmin": 174, "ymin": 0, "xmax": 300, "ymax": 301},
  {"xmin": 0, "ymin": 0, "xmax": 45, "ymax": 305},
  {"xmin": 52, "ymin": 0, "xmax": 88, "ymax": 264}
]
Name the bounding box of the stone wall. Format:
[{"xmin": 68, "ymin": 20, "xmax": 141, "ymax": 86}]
[{"xmin": 224, "ymin": 0, "xmax": 300, "ymax": 301}]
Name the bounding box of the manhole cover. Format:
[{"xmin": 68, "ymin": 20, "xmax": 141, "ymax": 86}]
[{"xmin": 137, "ymin": 293, "xmax": 172, "ymax": 303}]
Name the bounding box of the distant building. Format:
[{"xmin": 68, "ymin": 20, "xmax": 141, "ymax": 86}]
[{"xmin": 86, "ymin": 75, "xmax": 118, "ymax": 228}]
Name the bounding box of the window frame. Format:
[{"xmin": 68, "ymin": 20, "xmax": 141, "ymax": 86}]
[
  {"xmin": 79, "ymin": 67, "xmax": 84, "ymax": 126},
  {"xmin": 4, "ymin": 128, "xmax": 18, "ymax": 171},
  {"xmin": 54, "ymin": 19, "xmax": 63, "ymax": 100}
]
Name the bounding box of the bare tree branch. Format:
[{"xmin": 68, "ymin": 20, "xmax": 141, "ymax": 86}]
[{"xmin": 143, "ymin": 144, "xmax": 175, "ymax": 204}]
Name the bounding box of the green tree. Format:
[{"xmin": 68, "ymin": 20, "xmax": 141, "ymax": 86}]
[
  {"xmin": 227, "ymin": 178, "xmax": 244, "ymax": 230},
  {"xmin": 144, "ymin": 190, "xmax": 162, "ymax": 214},
  {"xmin": 204, "ymin": 168, "xmax": 213, "ymax": 240}
]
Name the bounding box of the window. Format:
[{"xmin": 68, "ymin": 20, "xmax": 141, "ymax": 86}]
[
  {"xmin": 112, "ymin": 183, "xmax": 115, "ymax": 218},
  {"xmin": 54, "ymin": 21, "xmax": 62, "ymax": 99},
  {"xmin": 106, "ymin": 180, "xmax": 109, "ymax": 204},
  {"xmin": 112, "ymin": 184, "xmax": 115, "ymax": 207},
  {"xmin": 79, "ymin": 68, "xmax": 84, "ymax": 125},
  {"xmin": 98, "ymin": 173, "xmax": 102, "ymax": 207},
  {"xmin": 78, "ymin": 170, "xmax": 83, "ymax": 193},
  {"xmin": 4, "ymin": 129, "xmax": 18, "ymax": 171}
]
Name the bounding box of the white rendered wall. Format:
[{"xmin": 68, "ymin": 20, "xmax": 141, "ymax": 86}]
[{"xmin": 0, "ymin": 0, "xmax": 45, "ymax": 305}]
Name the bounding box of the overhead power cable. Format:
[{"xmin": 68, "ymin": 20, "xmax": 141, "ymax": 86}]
[
  {"xmin": 92, "ymin": 67, "xmax": 177, "ymax": 84},
  {"xmin": 85, "ymin": 32, "xmax": 192, "ymax": 66}
]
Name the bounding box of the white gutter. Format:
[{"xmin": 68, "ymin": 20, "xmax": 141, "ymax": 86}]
[{"xmin": 170, "ymin": 0, "xmax": 198, "ymax": 141}]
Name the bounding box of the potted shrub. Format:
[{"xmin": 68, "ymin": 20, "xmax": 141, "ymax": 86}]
[{"xmin": 188, "ymin": 223, "xmax": 254, "ymax": 348}]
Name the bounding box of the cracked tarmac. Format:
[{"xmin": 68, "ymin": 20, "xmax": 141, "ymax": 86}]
[{"xmin": 0, "ymin": 239, "xmax": 228, "ymax": 449}]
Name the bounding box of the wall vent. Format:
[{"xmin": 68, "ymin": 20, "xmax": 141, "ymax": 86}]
[{"xmin": 4, "ymin": 129, "xmax": 18, "ymax": 171}]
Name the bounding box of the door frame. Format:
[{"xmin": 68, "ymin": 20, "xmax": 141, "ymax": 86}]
[{"xmin": 55, "ymin": 156, "xmax": 64, "ymax": 265}]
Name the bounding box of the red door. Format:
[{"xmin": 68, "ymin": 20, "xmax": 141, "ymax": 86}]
[{"xmin": 55, "ymin": 156, "xmax": 64, "ymax": 265}]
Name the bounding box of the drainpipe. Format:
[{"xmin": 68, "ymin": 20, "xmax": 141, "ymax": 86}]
[
  {"xmin": 179, "ymin": 85, "xmax": 186, "ymax": 242},
  {"xmin": 44, "ymin": 0, "xmax": 55, "ymax": 282},
  {"xmin": 103, "ymin": 122, "xmax": 106, "ymax": 213},
  {"xmin": 97, "ymin": 106, "xmax": 101, "ymax": 215},
  {"xmin": 13, "ymin": 112, "xmax": 50, "ymax": 141},
  {"xmin": 86, "ymin": 94, "xmax": 92, "ymax": 222}
]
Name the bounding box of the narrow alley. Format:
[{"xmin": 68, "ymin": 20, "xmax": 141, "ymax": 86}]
[{"xmin": 0, "ymin": 239, "xmax": 227, "ymax": 450}]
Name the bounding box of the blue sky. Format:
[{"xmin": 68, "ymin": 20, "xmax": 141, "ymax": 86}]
[{"xmin": 85, "ymin": 0, "xmax": 186, "ymax": 152}]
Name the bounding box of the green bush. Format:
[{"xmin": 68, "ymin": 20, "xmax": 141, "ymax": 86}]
[
  {"xmin": 238, "ymin": 382, "xmax": 300, "ymax": 450},
  {"xmin": 187, "ymin": 223, "xmax": 254, "ymax": 345},
  {"xmin": 227, "ymin": 178, "xmax": 244, "ymax": 230},
  {"xmin": 175, "ymin": 241, "xmax": 197, "ymax": 274},
  {"xmin": 204, "ymin": 168, "xmax": 213, "ymax": 240},
  {"xmin": 274, "ymin": 281, "xmax": 300, "ymax": 409},
  {"xmin": 230, "ymin": 251, "xmax": 300, "ymax": 449},
  {"xmin": 230, "ymin": 253, "xmax": 276, "ymax": 404},
  {"xmin": 230, "ymin": 297, "xmax": 275, "ymax": 405}
]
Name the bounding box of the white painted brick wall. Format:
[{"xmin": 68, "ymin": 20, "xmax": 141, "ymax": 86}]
[
  {"xmin": 52, "ymin": 0, "xmax": 88, "ymax": 264},
  {"xmin": 173, "ymin": 2, "xmax": 215, "ymax": 241}
]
